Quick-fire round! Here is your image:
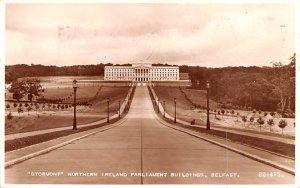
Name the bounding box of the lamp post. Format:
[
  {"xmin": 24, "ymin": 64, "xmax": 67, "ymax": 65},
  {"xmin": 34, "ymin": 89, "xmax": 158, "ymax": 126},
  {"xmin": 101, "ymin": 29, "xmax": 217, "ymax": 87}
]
[
  {"xmin": 118, "ymin": 100, "xmax": 121, "ymax": 118},
  {"xmin": 157, "ymin": 99, "xmax": 160, "ymax": 113},
  {"xmin": 206, "ymin": 80, "xmax": 210, "ymax": 130},
  {"xmin": 163, "ymin": 100, "xmax": 166, "ymax": 118},
  {"xmin": 174, "ymin": 98, "xmax": 177, "ymax": 123},
  {"xmin": 107, "ymin": 97, "xmax": 110, "ymax": 123},
  {"xmin": 72, "ymin": 79, "xmax": 78, "ymax": 130}
]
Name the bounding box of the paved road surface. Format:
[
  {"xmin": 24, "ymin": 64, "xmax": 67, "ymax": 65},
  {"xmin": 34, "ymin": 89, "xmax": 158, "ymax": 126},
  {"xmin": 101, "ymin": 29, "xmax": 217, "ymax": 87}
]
[{"xmin": 5, "ymin": 87, "xmax": 294, "ymax": 184}]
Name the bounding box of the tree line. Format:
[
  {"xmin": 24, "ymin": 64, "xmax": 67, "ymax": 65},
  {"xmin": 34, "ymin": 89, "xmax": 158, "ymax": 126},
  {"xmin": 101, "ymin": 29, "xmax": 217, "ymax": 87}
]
[
  {"xmin": 5, "ymin": 54, "xmax": 295, "ymax": 114},
  {"xmin": 5, "ymin": 63, "xmax": 113, "ymax": 83},
  {"xmin": 188, "ymin": 54, "xmax": 295, "ymax": 114}
]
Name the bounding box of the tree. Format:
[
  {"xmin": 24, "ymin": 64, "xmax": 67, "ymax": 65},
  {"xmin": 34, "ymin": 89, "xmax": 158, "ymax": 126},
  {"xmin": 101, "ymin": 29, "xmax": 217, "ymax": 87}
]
[
  {"xmin": 35, "ymin": 104, "xmax": 40, "ymax": 115},
  {"xmin": 17, "ymin": 107, "xmax": 23, "ymax": 117},
  {"xmin": 6, "ymin": 103, "xmax": 10, "ymax": 109},
  {"xmin": 9, "ymin": 81, "xmax": 27, "ymax": 101},
  {"xmin": 242, "ymin": 116, "xmax": 247, "ymax": 126},
  {"xmin": 8, "ymin": 79, "xmax": 44, "ymax": 102},
  {"xmin": 236, "ymin": 112, "xmax": 240, "ymax": 121},
  {"xmin": 249, "ymin": 116, "xmax": 254, "ymax": 124},
  {"xmin": 7, "ymin": 112, "xmax": 13, "ymax": 120},
  {"xmin": 278, "ymin": 120, "xmax": 288, "ymax": 135},
  {"xmin": 264, "ymin": 112, "xmax": 268, "ymax": 116},
  {"xmin": 270, "ymin": 111, "xmax": 275, "ymax": 116},
  {"xmin": 27, "ymin": 106, "xmax": 32, "ymax": 116},
  {"xmin": 221, "ymin": 109, "xmax": 225, "ymax": 118},
  {"xmin": 26, "ymin": 79, "xmax": 44, "ymax": 101},
  {"xmin": 267, "ymin": 119, "xmax": 274, "ymax": 132},
  {"xmin": 13, "ymin": 103, "xmax": 18, "ymax": 108},
  {"xmin": 257, "ymin": 117, "xmax": 265, "ymax": 132}
]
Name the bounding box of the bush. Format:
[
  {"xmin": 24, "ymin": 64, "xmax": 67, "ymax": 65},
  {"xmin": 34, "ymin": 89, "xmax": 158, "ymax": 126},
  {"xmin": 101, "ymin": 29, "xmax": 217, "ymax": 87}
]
[
  {"xmin": 6, "ymin": 104, "xmax": 10, "ymax": 109},
  {"xmin": 17, "ymin": 107, "xmax": 23, "ymax": 115},
  {"xmin": 278, "ymin": 120, "xmax": 288, "ymax": 135},
  {"xmin": 267, "ymin": 119, "xmax": 274, "ymax": 131},
  {"xmin": 270, "ymin": 111, "xmax": 275, "ymax": 116},
  {"xmin": 258, "ymin": 110, "xmax": 262, "ymax": 114},
  {"xmin": 264, "ymin": 112, "xmax": 268, "ymax": 116},
  {"xmin": 249, "ymin": 116, "xmax": 254, "ymax": 122},
  {"xmin": 242, "ymin": 116, "xmax": 247, "ymax": 126},
  {"xmin": 252, "ymin": 110, "xmax": 256, "ymax": 113},
  {"xmin": 7, "ymin": 112, "xmax": 13, "ymax": 120},
  {"xmin": 257, "ymin": 117, "xmax": 265, "ymax": 132},
  {"xmin": 13, "ymin": 103, "xmax": 18, "ymax": 108},
  {"xmin": 257, "ymin": 117, "xmax": 265, "ymax": 125},
  {"xmin": 231, "ymin": 110, "xmax": 235, "ymax": 114},
  {"xmin": 191, "ymin": 119, "xmax": 195, "ymax": 125},
  {"xmin": 221, "ymin": 109, "xmax": 225, "ymax": 115},
  {"xmin": 25, "ymin": 103, "xmax": 29, "ymax": 107}
]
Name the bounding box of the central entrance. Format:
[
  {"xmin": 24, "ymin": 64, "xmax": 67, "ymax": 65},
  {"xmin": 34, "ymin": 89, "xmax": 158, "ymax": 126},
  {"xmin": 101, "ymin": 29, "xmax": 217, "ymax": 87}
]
[{"xmin": 134, "ymin": 67, "xmax": 150, "ymax": 82}]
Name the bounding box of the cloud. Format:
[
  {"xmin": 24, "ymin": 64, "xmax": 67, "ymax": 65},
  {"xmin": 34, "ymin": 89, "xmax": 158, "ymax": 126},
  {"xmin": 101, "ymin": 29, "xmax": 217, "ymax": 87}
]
[{"xmin": 5, "ymin": 3, "xmax": 295, "ymax": 67}]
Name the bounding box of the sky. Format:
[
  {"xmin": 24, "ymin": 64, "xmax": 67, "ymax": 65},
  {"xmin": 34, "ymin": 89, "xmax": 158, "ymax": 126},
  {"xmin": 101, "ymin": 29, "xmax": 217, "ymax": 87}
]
[{"xmin": 5, "ymin": 3, "xmax": 295, "ymax": 67}]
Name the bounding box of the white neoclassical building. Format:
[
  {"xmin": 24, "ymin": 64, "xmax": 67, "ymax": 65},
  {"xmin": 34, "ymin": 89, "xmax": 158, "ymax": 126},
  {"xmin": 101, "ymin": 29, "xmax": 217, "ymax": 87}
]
[{"xmin": 104, "ymin": 63, "xmax": 179, "ymax": 82}]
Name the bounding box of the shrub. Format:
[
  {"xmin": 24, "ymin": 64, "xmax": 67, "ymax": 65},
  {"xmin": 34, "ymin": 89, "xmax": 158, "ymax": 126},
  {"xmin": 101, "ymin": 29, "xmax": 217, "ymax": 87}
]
[
  {"xmin": 249, "ymin": 116, "xmax": 254, "ymax": 123},
  {"xmin": 258, "ymin": 110, "xmax": 262, "ymax": 114},
  {"xmin": 257, "ymin": 117, "xmax": 265, "ymax": 131},
  {"xmin": 252, "ymin": 110, "xmax": 256, "ymax": 113},
  {"xmin": 231, "ymin": 110, "xmax": 235, "ymax": 114},
  {"xmin": 6, "ymin": 104, "xmax": 10, "ymax": 109},
  {"xmin": 270, "ymin": 111, "xmax": 275, "ymax": 116},
  {"xmin": 17, "ymin": 107, "xmax": 23, "ymax": 116},
  {"xmin": 242, "ymin": 116, "xmax": 247, "ymax": 126},
  {"xmin": 25, "ymin": 103, "xmax": 29, "ymax": 107},
  {"xmin": 264, "ymin": 112, "xmax": 268, "ymax": 116},
  {"xmin": 267, "ymin": 119, "xmax": 274, "ymax": 131},
  {"xmin": 278, "ymin": 120, "xmax": 288, "ymax": 135},
  {"xmin": 13, "ymin": 103, "xmax": 18, "ymax": 108},
  {"xmin": 7, "ymin": 112, "xmax": 13, "ymax": 120}
]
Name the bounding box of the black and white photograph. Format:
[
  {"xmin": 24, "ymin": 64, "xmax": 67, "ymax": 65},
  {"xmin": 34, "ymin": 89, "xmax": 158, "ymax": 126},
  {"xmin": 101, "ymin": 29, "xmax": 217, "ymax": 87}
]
[{"xmin": 1, "ymin": 1, "xmax": 298, "ymax": 187}]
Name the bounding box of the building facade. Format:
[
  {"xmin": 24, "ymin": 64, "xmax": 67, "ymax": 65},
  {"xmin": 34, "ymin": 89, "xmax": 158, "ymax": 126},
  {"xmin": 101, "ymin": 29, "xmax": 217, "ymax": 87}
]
[{"xmin": 104, "ymin": 63, "xmax": 179, "ymax": 81}]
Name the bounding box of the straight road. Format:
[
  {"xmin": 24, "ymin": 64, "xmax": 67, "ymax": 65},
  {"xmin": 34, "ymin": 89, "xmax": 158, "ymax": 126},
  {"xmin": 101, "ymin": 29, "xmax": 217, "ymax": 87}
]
[{"xmin": 5, "ymin": 86, "xmax": 294, "ymax": 184}]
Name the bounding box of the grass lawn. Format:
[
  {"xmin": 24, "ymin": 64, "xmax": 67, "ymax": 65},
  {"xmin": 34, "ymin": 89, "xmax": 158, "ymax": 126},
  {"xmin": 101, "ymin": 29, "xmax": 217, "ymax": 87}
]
[
  {"xmin": 5, "ymin": 118, "xmax": 120, "ymax": 152},
  {"xmin": 5, "ymin": 86, "xmax": 131, "ymax": 134},
  {"xmin": 5, "ymin": 115, "xmax": 102, "ymax": 135},
  {"xmin": 153, "ymin": 86, "xmax": 218, "ymax": 123},
  {"xmin": 149, "ymin": 86, "xmax": 295, "ymax": 158}
]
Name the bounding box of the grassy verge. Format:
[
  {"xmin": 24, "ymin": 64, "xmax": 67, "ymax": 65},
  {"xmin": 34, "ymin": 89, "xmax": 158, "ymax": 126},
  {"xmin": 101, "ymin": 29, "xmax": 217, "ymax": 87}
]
[
  {"xmin": 5, "ymin": 118, "xmax": 118, "ymax": 152},
  {"xmin": 5, "ymin": 86, "xmax": 136, "ymax": 152},
  {"xmin": 5, "ymin": 86, "xmax": 130, "ymax": 134},
  {"xmin": 148, "ymin": 86, "xmax": 295, "ymax": 158},
  {"xmin": 5, "ymin": 115, "xmax": 104, "ymax": 135}
]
